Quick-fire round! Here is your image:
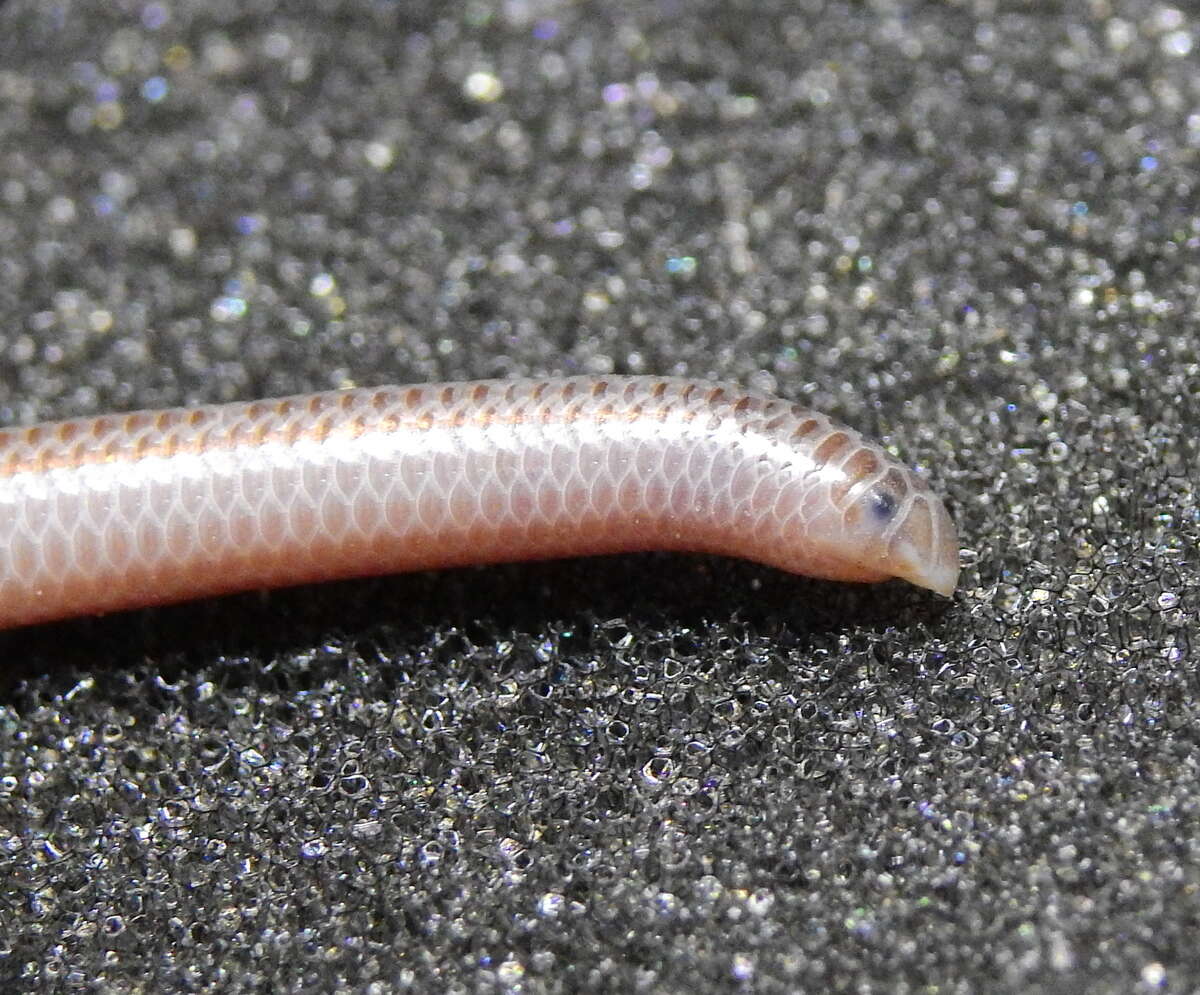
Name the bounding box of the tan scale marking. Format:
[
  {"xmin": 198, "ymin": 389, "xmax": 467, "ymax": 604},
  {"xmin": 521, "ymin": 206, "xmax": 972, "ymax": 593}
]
[
  {"xmin": 841, "ymin": 448, "xmax": 882, "ymax": 483},
  {"xmin": 881, "ymin": 467, "xmax": 910, "ymax": 499},
  {"xmin": 0, "ymin": 383, "xmax": 841, "ymax": 479},
  {"xmin": 124, "ymin": 412, "xmax": 153, "ymax": 434},
  {"xmin": 310, "ymin": 415, "xmax": 334, "ymax": 443},
  {"xmin": 812, "ymin": 433, "xmax": 853, "ymax": 467},
  {"xmin": 762, "ymin": 413, "xmax": 790, "ymax": 432},
  {"xmin": 791, "ymin": 418, "xmax": 819, "ymax": 440}
]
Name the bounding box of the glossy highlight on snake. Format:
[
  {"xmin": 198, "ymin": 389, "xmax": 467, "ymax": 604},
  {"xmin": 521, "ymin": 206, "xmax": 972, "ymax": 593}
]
[{"xmin": 0, "ymin": 376, "xmax": 959, "ymax": 628}]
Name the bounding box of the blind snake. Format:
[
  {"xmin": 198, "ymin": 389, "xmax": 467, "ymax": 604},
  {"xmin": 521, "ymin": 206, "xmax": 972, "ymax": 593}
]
[{"xmin": 0, "ymin": 376, "xmax": 959, "ymax": 629}]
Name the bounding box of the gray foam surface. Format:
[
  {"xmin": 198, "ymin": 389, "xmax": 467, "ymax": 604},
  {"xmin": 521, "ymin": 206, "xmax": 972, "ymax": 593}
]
[{"xmin": 2, "ymin": 1, "xmax": 1199, "ymax": 991}]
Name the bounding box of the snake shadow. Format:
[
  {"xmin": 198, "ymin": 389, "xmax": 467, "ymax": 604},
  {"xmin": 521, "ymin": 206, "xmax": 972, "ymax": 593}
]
[{"xmin": 0, "ymin": 552, "xmax": 952, "ymax": 694}]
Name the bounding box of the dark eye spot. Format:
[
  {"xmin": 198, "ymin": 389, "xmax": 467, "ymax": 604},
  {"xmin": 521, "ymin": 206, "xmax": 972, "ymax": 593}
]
[{"xmin": 870, "ymin": 489, "xmax": 898, "ymax": 522}]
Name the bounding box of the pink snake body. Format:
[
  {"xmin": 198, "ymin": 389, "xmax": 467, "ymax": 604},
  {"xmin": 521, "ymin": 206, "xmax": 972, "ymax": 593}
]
[{"xmin": 0, "ymin": 376, "xmax": 958, "ymax": 628}]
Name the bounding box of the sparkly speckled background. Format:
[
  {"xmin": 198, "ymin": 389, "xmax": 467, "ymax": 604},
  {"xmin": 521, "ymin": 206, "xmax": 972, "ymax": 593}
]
[{"xmin": 2, "ymin": 1, "xmax": 1199, "ymax": 992}]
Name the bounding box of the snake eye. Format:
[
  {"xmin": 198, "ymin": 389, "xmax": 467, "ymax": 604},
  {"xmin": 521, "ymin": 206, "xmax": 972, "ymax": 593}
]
[{"xmin": 869, "ymin": 489, "xmax": 898, "ymax": 523}]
